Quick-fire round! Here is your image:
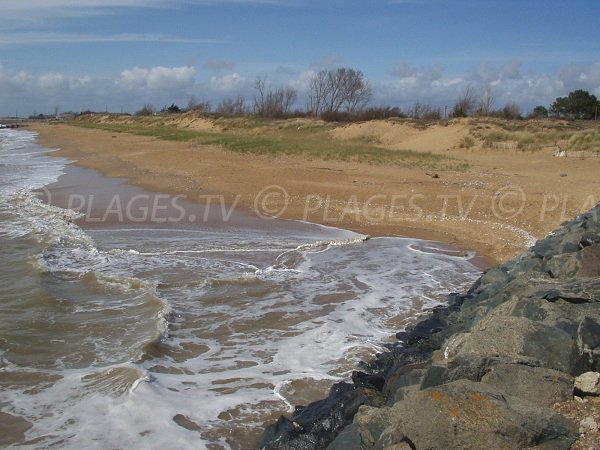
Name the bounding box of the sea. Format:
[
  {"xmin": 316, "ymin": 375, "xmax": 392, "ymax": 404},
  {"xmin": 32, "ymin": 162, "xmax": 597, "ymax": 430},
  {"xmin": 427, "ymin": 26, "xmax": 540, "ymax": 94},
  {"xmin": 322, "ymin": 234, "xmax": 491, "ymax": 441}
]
[{"xmin": 0, "ymin": 128, "xmax": 482, "ymax": 449}]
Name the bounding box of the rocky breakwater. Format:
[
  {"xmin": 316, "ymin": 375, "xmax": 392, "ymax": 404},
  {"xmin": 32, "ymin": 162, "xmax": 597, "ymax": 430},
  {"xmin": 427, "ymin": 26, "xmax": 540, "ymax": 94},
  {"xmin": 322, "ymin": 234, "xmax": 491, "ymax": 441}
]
[{"xmin": 260, "ymin": 203, "xmax": 600, "ymax": 450}]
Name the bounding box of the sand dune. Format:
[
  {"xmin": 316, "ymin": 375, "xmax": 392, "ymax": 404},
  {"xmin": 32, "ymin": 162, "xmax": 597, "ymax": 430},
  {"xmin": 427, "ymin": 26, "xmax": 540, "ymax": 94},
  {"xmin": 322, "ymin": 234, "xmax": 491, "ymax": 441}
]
[{"xmin": 329, "ymin": 119, "xmax": 471, "ymax": 152}]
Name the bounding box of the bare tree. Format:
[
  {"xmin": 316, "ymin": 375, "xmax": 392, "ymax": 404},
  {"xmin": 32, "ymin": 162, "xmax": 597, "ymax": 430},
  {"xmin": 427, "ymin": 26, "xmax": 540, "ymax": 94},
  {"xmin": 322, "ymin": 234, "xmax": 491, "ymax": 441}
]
[
  {"xmin": 253, "ymin": 77, "xmax": 297, "ymax": 118},
  {"xmin": 476, "ymin": 85, "xmax": 494, "ymax": 116},
  {"xmin": 451, "ymin": 86, "xmax": 476, "ymax": 118},
  {"xmin": 307, "ymin": 70, "xmax": 329, "ymax": 116},
  {"xmin": 282, "ymin": 86, "xmax": 298, "ymax": 115},
  {"xmin": 135, "ymin": 103, "xmax": 155, "ymax": 116},
  {"xmin": 499, "ymin": 103, "xmax": 521, "ymax": 120},
  {"xmin": 406, "ymin": 102, "xmax": 430, "ymax": 119},
  {"xmin": 187, "ymin": 96, "xmax": 211, "ymax": 112},
  {"xmin": 253, "ymin": 77, "xmax": 268, "ymax": 115},
  {"xmin": 307, "ymin": 67, "xmax": 372, "ymax": 116},
  {"xmin": 341, "ymin": 68, "xmax": 372, "ymax": 113},
  {"xmin": 325, "ymin": 68, "xmax": 346, "ymax": 113},
  {"xmin": 216, "ymin": 96, "xmax": 246, "ymax": 116}
]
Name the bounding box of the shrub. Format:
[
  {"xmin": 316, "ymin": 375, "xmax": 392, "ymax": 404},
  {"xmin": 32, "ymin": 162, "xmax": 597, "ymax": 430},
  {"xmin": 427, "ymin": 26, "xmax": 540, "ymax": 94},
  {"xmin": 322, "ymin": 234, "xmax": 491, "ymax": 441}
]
[
  {"xmin": 320, "ymin": 111, "xmax": 353, "ymax": 122},
  {"xmin": 135, "ymin": 104, "xmax": 155, "ymax": 116},
  {"xmin": 459, "ymin": 136, "xmax": 475, "ymax": 149},
  {"xmin": 163, "ymin": 103, "xmax": 181, "ymax": 114}
]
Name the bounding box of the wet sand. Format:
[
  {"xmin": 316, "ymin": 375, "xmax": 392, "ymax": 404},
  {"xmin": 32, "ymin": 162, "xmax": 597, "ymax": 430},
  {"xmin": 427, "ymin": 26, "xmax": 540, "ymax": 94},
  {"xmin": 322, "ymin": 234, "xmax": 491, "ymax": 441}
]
[{"xmin": 28, "ymin": 121, "xmax": 600, "ymax": 265}]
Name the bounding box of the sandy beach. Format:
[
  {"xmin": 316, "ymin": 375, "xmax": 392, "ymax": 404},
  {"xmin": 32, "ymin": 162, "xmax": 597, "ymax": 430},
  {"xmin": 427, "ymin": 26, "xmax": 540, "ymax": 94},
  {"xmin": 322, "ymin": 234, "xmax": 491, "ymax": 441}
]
[{"xmin": 28, "ymin": 117, "xmax": 600, "ymax": 264}]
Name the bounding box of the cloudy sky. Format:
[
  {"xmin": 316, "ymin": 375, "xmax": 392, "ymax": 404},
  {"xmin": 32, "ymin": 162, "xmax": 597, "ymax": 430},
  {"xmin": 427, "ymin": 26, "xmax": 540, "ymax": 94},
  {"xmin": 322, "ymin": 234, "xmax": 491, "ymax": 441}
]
[{"xmin": 0, "ymin": 0, "xmax": 599, "ymax": 117}]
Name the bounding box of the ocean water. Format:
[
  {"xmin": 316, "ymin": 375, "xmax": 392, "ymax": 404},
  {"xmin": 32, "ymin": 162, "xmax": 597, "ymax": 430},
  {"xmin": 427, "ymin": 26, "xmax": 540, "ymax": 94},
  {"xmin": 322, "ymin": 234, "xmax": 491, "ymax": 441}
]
[{"xmin": 0, "ymin": 128, "xmax": 481, "ymax": 449}]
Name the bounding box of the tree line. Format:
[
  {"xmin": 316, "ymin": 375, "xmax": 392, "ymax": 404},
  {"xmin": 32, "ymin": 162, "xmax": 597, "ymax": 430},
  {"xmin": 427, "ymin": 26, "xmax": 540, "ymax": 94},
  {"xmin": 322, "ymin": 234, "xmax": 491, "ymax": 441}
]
[
  {"xmin": 135, "ymin": 67, "xmax": 374, "ymax": 120},
  {"xmin": 129, "ymin": 66, "xmax": 600, "ymax": 122}
]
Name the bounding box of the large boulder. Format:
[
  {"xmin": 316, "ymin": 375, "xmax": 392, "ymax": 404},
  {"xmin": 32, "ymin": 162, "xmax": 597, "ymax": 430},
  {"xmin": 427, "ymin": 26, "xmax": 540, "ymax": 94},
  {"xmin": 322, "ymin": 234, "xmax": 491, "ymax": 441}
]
[
  {"xmin": 354, "ymin": 380, "xmax": 578, "ymax": 450},
  {"xmin": 574, "ymin": 372, "xmax": 600, "ymax": 396}
]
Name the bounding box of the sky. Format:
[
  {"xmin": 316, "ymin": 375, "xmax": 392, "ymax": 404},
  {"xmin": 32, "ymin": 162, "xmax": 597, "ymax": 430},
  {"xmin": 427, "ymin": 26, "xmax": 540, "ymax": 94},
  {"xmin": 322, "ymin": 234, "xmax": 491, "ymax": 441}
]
[{"xmin": 0, "ymin": 0, "xmax": 599, "ymax": 117}]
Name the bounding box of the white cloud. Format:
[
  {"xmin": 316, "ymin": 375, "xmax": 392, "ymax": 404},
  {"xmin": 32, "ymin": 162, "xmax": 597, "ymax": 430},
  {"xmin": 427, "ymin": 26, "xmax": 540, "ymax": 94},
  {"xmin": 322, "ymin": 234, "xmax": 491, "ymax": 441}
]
[
  {"xmin": 392, "ymin": 63, "xmax": 443, "ymax": 81},
  {"xmin": 1, "ymin": 60, "xmax": 599, "ymax": 117},
  {"xmin": 0, "ymin": 32, "xmax": 221, "ymax": 46},
  {"xmin": 501, "ymin": 60, "xmax": 522, "ymax": 80},
  {"xmin": 37, "ymin": 72, "xmax": 69, "ymax": 90},
  {"xmin": 208, "ymin": 72, "xmax": 246, "ymax": 92},
  {"xmin": 0, "ymin": 0, "xmax": 304, "ymax": 28},
  {"xmin": 379, "ymin": 61, "xmax": 600, "ymax": 112},
  {"xmin": 117, "ymin": 66, "xmax": 196, "ymax": 90}
]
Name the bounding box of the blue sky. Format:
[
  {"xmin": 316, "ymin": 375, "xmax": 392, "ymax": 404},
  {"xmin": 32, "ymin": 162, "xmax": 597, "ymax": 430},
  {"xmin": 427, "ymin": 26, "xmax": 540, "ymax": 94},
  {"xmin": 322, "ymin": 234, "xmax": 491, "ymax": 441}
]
[{"xmin": 0, "ymin": 0, "xmax": 599, "ymax": 116}]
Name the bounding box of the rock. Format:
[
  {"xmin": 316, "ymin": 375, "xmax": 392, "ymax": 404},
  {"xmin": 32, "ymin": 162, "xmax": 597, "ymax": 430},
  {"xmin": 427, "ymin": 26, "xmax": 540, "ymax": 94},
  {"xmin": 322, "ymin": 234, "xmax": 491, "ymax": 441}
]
[
  {"xmin": 325, "ymin": 424, "xmax": 361, "ymax": 450},
  {"xmin": 355, "ymin": 380, "xmax": 578, "ymax": 450},
  {"xmin": 382, "ymin": 362, "xmax": 429, "ymax": 403},
  {"xmin": 578, "ymin": 244, "xmax": 600, "ymax": 277},
  {"xmin": 579, "ymin": 415, "xmax": 599, "ymax": 433},
  {"xmin": 578, "ymin": 317, "xmax": 600, "ymax": 372},
  {"xmin": 575, "ymin": 372, "xmax": 600, "ymax": 396},
  {"xmin": 443, "ymin": 315, "xmax": 579, "ymax": 373},
  {"xmin": 395, "ymin": 313, "xmax": 445, "ymax": 346},
  {"xmin": 383, "ymin": 443, "xmax": 414, "ymax": 450},
  {"xmin": 260, "ymin": 383, "xmax": 384, "ymax": 450},
  {"xmin": 535, "ymin": 279, "xmax": 600, "ymax": 304},
  {"xmin": 480, "ymin": 363, "xmax": 574, "ymax": 407},
  {"xmin": 352, "ymin": 371, "xmax": 385, "ymax": 391}
]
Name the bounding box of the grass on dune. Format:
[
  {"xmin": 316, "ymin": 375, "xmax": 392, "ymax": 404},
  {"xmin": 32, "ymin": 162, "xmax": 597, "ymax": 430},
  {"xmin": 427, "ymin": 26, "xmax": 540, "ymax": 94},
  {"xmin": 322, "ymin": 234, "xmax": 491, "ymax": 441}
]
[
  {"xmin": 471, "ymin": 118, "xmax": 600, "ymax": 152},
  {"xmin": 566, "ymin": 131, "xmax": 600, "ymax": 152},
  {"xmin": 67, "ymin": 115, "xmax": 468, "ymax": 170}
]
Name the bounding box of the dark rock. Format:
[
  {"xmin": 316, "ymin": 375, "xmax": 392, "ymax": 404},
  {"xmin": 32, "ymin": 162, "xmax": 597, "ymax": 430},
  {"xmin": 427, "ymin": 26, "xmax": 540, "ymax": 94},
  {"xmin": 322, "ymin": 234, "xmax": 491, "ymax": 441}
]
[
  {"xmin": 579, "ymin": 233, "xmax": 600, "ymax": 248},
  {"xmin": 446, "ymin": 292, "xmax": 466, "ymax": 308},
  {"xmin": 325, "ymin": 423, "xmax": 361, "ymax": 450},
  {"xmin": 260, "ymin": 383, "xmax": 383, "ymax": 450},
  {"xmin": 351, "ymin": 371, "xmax": 385, "ymax": 392},
  {"xmin": 382, "ymin": 362, "xmax": 429, "ymax": 403},
  {"xmin": 563, "ymin": 242, "xmax": 580, "ymax": 253},
  {"xmin": 400, "ymin": 313, "xmax": 445, "ymax": 345},
  {"xmin": 578, "ymin": 317, "xmax": 600, "ymax": 368},
  {"xmin": 537, "ymin": 279, "xmax": 600, "ymax": 304}
]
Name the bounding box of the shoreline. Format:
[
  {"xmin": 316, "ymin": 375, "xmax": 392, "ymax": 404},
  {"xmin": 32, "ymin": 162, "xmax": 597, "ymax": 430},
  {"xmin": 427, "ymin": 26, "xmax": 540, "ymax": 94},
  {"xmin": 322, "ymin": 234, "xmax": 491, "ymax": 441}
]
[
  {"xmin": 28, "ymin": 122, "xmax": 496, "ymax": 266},
  {"xmin": 25, "ymin": 119, "xmax": 600, "ymax": 265}
]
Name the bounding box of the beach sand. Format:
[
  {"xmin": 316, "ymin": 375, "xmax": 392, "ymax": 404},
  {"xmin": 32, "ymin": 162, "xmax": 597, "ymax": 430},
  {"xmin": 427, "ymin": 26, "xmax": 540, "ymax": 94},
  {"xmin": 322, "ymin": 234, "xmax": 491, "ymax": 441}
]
[{"xmin": 28, "ymin": 118, "xmax": 600, "ymax": 264}]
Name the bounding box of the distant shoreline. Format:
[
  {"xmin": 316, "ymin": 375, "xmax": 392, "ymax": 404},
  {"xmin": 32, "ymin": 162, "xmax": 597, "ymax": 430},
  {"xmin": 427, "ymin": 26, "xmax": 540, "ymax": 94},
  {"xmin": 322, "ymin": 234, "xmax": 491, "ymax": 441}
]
[{"xmin": 25, "ymin": 116, "xmax": 600, "ymax": 265}]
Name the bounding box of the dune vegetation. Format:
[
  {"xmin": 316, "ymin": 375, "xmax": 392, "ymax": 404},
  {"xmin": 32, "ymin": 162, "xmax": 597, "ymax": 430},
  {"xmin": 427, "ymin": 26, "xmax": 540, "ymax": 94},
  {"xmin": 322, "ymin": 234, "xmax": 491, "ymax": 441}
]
[{"xmin": 65, "ymin": 113, "xmax": 470, "ymax": 170}]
